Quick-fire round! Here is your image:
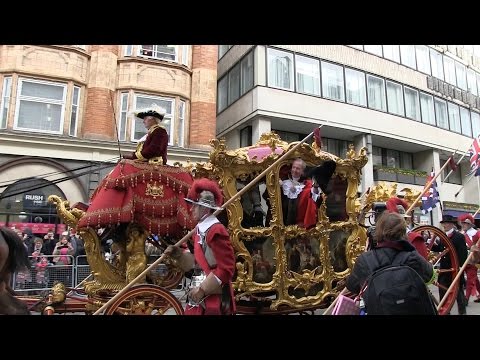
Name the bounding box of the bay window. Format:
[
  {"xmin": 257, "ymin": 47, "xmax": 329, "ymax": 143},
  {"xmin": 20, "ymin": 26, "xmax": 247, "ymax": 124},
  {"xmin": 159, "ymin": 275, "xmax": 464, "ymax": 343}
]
[{"xmin": 14, "ymin": 78, "xmax": 66, "ymax": 134}]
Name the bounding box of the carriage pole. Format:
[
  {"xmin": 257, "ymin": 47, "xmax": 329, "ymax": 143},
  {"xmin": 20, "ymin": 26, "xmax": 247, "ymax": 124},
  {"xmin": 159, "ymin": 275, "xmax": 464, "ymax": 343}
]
[
  {"xmin": 93, "ymin": 126, "xmax": 324, "ymax": 315},
  {"xmin": 436, "ymin": 205, "xmax": 480, "ymax": 311}
]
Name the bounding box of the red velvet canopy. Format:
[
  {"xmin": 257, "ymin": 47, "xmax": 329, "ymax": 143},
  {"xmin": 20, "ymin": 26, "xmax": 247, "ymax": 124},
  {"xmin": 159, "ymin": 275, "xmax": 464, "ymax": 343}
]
[{"xmin": 77, "ymin": 160, "xmax": 195, "ymax": 237}]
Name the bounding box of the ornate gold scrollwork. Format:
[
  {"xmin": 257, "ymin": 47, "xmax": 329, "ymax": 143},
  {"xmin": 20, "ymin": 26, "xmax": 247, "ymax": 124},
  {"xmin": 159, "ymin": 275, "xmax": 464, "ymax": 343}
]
[{"xmin": 196, "ymin": 131, "xmax": 369, "ymax": 310}]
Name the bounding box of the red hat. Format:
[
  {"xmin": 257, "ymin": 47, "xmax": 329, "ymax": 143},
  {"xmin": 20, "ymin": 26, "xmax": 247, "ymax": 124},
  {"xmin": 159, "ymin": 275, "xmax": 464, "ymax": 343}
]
[
  {"xmin": 458, "ymin": 213, "xmax": 475, "ymax": 225},
  {"xmin": 185, "ymin": 178, "xmax": 224, "ymax": 210},
  {"xmin": 386, "ymin": 197, "xmax": 411, "ymax": 218}
]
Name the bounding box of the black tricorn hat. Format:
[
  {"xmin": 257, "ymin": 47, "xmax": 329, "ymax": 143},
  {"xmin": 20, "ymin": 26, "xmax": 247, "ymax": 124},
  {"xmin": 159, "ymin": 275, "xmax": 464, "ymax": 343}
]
[
  {"xmin": 439, "ymin": 214, "xmax": 458, "ymax": 224},
  {"xmin": 134, "ymin": 104, "xmax": 166, "ymax": 121},
  {"xmin": 306, "ymin": 160, "xmax": 337, "ymax": 194}
]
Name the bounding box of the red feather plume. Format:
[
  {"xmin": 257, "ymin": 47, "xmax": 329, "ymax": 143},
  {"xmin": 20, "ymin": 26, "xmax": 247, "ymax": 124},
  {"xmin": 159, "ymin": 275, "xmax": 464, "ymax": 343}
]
[
  {"xmin": 386, "ymin": 197, "xmax": 409, "ymax": 214},
  {"xmin": 458, "ymin": 213, "xmax": 474, "ymax": 224}
]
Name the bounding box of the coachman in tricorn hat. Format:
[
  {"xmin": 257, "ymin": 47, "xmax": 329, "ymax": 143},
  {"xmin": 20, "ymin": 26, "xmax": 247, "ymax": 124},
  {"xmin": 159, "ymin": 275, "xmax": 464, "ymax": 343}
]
[{"xmin": 122, "ymin": 104, "xmax": 169, "ymax": 165}]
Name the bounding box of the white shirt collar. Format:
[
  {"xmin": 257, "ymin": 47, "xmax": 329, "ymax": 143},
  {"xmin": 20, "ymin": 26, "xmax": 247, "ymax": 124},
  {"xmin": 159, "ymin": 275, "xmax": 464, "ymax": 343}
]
[
  {"xmin": 466, "ymin": 227, "xmax": 477, "ymax": 237},
  {"xmin": 198, "ymin": 214, "xmax": 219, "ymax": 233},
  {"xmin": 446, "ymin": 228, "xmax": 455, "ymax": 236}
]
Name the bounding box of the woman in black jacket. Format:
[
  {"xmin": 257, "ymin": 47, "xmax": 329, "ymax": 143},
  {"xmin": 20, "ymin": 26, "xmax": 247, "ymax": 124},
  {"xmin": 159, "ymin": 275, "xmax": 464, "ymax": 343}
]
[{"xmin": 346, "ymin": 211, "xmax": 435, "ymax": 295}]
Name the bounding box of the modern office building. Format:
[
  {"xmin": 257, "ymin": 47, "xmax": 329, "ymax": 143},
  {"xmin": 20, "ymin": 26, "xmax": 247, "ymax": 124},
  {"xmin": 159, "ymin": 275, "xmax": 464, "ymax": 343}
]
[
  {"xmin": 216, "ymin": 45, "xmax": 480, "ymax": 225},
  {"xmin": 0, "ymin": 45, "xmax": 217, "ymax": 232}
]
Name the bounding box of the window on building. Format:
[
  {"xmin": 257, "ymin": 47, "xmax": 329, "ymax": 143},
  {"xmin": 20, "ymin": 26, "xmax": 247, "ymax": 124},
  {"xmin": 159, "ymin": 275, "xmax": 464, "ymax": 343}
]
[
  {"xmin": 476, "ymin": 74, "xmax": 480, "ymax": 96},
  {"xmin": 386, "ymin": 81, "xmax": 404, "ymax": 116},
  {"xmin": 295, "ymin": 54, "xmax": 320, "ymax": 96},
  {"xmin": 441, "ymin": 159, "xmax": 462, "ymax": 184},
  {"xmin": 383, "ymin": 45, "xmax": 400, "ymax": 62},
  {"xmin": 345, "ymin": 68, "xmax": 366, "ymax": 106},
  {"xmin": 373, "ymin": 146, "xmax": 413, "ymax": 169},
  {"xmin": 443, "ymin": 56, "xmax": 456, "ymax": 86},
  {"xmin": 467, "ymin": 69, "xmax": 478, "ymax": 95},
  {"xmin": 415, "ymin": 45, "xmax": 431, "ymax": 75},
  {"xmin": 404, "ymin": 86, "xmax": 420, "ymax": 121},
  {"xmin": 69, "ymin": 86, "xmax": 80, "ymax": 137},
  {"xmin": 228, "ymin": 62, "xmax": 241, "ymax": 105},
  {"xmin": 372, "ymin": 146, "xmax": 382, "ymax": 166},
  {"xmin": 414, "ymin": 46, "xmax": 431, "ymax": 74},
  {"xmin": 430, "ymin": 48, "xmax": 444, "ymax": 81},
  {"xmin": 386, "ymin": 149, "xmax": 400, "ymax": 168},
  {"xmin": 274, "ymin": 129, "xmax": 305, "ymax": 143},
  {"xmin": 420, "ymin": 92, "xmax": 435, "ymax": 125},
  {"xmin": 182, "ymin": 45, "xmax": 189, "ymax": 66},
  {"xmin": 218, "ymin": 45, "xmax": 231, "ymax": 59},
  {"xmin": 455, "ymin": 62, "xmax": 467, "ymax": 91},
  {"xmin": 460, "ymin": 107, "xmax": 472, "ymax": 137},
  {"xmin": 400, "ymin": 151, "xmax": 413, "ymax": 169},
  {"xmin": 434, "ymin": 98, "xmax": 448, "ymax": 129},
  {"xmin": 321, "ymin": 61, "xmax": 345, "ymax": 101},
  {"xmin": 367, "ymin": 74, "xmax": 386, "ymax": 111},
  {"xmin": 324, "ymin": 137, "xmax": 348, "ymax": 158},
  {"xmin": 474, "ymin": 46, "xmax": 480, "ymax": 57},
  {"xmin": 267, "ymin": 48, "xmax": 294, "ymax": 90},
  {"xmin": 400, "ymin": 45, "xmax": 416, "ymax": 69},
  {"xmin": 364, "ymin": 45, "xmax": 382, "ymax": 57},
  {"xmin": 217, "ymin": 76, "xmax": 228, "ymax": 113},
  {"xmin": 447, "ymin": 102, "xmax": 461, "ymax": 133},
  {"xmin": 472, "ymin": 111, "xmax": 480, "ymax": 138},
  {"xmin": 139, "ymin": 45, "xmax": 177, "ymax": 62},
  {"xmin": 118, "ymin": 93, "xmax": 129, "ymax": 141},
  {"xmin": 240, "ymin": 126, "xmax": 252, "ymax": 147},
  {"xmin": 124, "ymin": 45, "xmax": 133, "ymax": 57},
  {"xmin": 178, "ymin": 100, "xmax": 185, "ymax": 147},
  {"xmin": 0, "ymin": 76, "xmax": 12, "ymax": 129},
  {"xmin": 14, "ymin": 78, "xmax": 66, "ymax": 134},
  {"xmin": 240, "ymin": 52, "xmax": 254, "ymax": 95},
  {"xmin": 133, "ymin": 94, "xmax": 174, "ymax": 145}
]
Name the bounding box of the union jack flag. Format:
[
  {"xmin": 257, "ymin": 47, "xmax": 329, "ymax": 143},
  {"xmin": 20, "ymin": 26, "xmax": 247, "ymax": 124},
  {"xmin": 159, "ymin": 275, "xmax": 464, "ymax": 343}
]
[
  {"xmin": 420, "ymin": 169, "xmax": 441, "ymax": 214},
  {"xmin": 467, "ymin": 136, "xmax": 480, "ymax": 176}
]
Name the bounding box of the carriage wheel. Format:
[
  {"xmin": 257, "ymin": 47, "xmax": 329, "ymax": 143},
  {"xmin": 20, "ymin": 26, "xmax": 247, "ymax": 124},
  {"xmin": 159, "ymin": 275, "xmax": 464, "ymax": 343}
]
[
  {"xmin": 414, "ymin": 225, "xmax": 460, "ymax": 315},
  {"xmin": 147, "ymin": 263, "xmax": 184, "ymax": 290},
  {"xmin": 104, "ymin": 284, "xmax": 184, "ymax": 315}
]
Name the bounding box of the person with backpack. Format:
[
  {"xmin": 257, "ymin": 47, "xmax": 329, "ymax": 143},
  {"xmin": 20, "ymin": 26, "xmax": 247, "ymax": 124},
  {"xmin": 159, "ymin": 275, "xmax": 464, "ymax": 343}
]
[
  {"xmin": 386, "ymin": 197, "xmax": 428, "ymax": 260},
  {"xmin": 345, "ymin": 211, "xmax": 436, "ymax": 315}
]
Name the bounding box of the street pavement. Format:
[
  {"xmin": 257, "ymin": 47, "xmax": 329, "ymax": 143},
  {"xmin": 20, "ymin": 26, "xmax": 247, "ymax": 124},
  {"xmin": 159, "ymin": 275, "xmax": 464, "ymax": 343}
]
[{"xmin": 30, "ymin": 276, "xmax": 480, "ymax": 315}]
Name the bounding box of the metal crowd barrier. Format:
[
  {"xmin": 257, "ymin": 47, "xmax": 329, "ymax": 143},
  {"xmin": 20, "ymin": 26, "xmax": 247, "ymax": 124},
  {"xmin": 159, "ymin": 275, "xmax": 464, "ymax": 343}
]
[
  {"xmin": 11, "ymin": 254, "xmax": 187, "ymax": 295},
  {"xmin": 12, "ymin": 255, "xmax": 75, "ymax": 294}
]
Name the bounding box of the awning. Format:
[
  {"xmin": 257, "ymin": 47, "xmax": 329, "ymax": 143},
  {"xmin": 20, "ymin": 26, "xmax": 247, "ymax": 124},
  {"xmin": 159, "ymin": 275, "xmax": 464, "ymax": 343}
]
[{"xmin": 442, "ymin": 210, "xmax": 480, "ymax": 219}]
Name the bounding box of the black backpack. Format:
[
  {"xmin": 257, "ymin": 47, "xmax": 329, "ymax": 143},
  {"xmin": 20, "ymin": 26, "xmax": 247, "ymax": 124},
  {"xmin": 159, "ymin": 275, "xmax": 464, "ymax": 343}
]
[{"xmin": 361, "ymin": 250, "xmax": 438, "ymax": 315}]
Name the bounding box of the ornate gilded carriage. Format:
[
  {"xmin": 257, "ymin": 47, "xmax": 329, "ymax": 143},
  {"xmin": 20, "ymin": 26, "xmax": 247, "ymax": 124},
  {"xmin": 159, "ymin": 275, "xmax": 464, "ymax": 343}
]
[
  {"xmin": 195, "ymin": 132, "xmax": 368, "ymax": 313},
  {"xmin": 28, "ymin": 131, "xmax": 460, "ymax": 315}
]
